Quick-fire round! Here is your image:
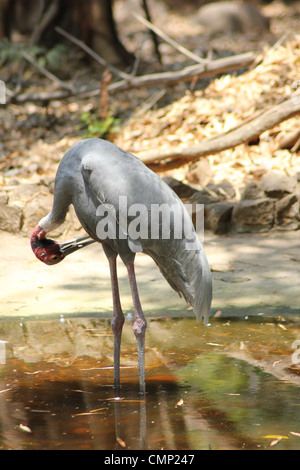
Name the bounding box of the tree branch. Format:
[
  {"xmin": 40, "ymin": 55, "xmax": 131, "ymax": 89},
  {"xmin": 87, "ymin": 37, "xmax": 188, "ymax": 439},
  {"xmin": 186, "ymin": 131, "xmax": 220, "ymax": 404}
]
[
  {"xmin": 139, "ymin": 94, "xmax": 300, "ymax": 171},
  {"xmin": 8, "ymin": 51, "xmax": 256, "ymax": 104}
]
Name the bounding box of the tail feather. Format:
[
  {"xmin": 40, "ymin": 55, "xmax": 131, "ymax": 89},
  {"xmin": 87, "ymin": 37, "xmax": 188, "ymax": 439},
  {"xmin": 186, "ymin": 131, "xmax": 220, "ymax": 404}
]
[{"xmin": 146, "ymin": 235, "xmax": 212, "ymax": 325}]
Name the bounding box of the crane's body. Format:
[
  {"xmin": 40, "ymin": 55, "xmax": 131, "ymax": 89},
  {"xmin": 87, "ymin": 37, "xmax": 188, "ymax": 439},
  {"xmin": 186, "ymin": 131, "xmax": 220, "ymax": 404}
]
[{"xmin": 31, "ymin": 138, "xmax": 212, "ymax": 393}]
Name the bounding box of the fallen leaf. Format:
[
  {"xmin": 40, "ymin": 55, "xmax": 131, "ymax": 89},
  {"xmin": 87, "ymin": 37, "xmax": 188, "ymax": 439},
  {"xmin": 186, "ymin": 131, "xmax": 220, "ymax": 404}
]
[
  {"xmin": 19, "ymin": 424, "xmax": 32, "ymax": 433},
  {"xmin": 290, "ymin": 431, "xmax": 300, "ymax": 437},
  {"xmin": 270, "ymin": 438, "xmax": 281, "ymax": 447},
  {"xmin": 117, "ymin": 437, "xmax": 126, "ymax": 448},
  {"xmin": 176, "ymin": 398, "xmax": 184, "ymax": 407}
]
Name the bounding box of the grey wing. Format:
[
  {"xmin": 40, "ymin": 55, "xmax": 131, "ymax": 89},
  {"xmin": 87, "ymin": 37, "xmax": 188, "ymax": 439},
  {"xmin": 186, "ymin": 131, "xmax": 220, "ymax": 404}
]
[{"xmin": 80, "ymin": 150, "xmax": 212, "ymax": 322}]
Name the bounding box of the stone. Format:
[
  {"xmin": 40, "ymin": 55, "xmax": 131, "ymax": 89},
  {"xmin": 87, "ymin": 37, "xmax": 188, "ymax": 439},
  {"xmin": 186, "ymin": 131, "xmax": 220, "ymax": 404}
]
[
  {"xmin": 262, "ymin": 171, "xmax": 297, "ymax": 199},
  {"xmin": 231, "ymin": 198, "xmax": 275, "ymax": 233},
  {"xmin": 21, "ymin": 193, "xmax": 53, "ymax": 235},
  {"xmin": 275, "ymin": 193, "xmax": 299, "ymax": 230},
  {"xmin": 197, "ymin": 2, "xmax": 270, "ymax": 37},
  {"xmin": 163, "ymin": 176, "xmax": 220, "ymax": 204},
  {"xmin": 186, "ymin": 159, "xmax": 212, "ymax": 187},
  {"xmin": 191, "ymin": 189, "xmax": 220, "ymax": 205},
  {"xmin": 8, "ymin": 183, "xmax": 42, "ymax": 204},
  {"xmin": 162, "ymin": 176, "xmax": 197, "ymax": 200},
  {"xmin": 205, "ymin": 202, "xmax": 235, "ymax": 234},
  {"xmin": 0, "ymin": 203, "xmax": 24, "ymax": 233},
  {"xmin": 206, "ymin": 180, "xmax": 236, "ymax": 200},
  {"xmin": 241, "ymin": 182, "xmax": 264, "ymax": 200}
]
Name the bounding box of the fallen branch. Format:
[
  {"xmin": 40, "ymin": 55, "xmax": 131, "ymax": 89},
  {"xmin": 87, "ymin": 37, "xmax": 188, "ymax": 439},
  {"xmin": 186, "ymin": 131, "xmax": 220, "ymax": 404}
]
[
  {"xmin": 139, "ymin": 94, "xmax": 300, "ymax": 171},
  {"xmin": 8, "ymin": 51, "xmax": 256, "ymax": 104},
  {"xmin": 108, "ymin": 51, "xmax": 256, "ymax": 91}
]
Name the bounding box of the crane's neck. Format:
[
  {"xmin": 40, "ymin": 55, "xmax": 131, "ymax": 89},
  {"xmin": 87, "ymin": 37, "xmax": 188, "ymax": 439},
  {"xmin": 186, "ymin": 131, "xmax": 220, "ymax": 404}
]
[
  {"xmin": 38, "ymin": 213, "xmax": 62, "ymax": 234},
  {"xmin": 39, "ymin": 181, "xmax": 72, "ymax": 234}
]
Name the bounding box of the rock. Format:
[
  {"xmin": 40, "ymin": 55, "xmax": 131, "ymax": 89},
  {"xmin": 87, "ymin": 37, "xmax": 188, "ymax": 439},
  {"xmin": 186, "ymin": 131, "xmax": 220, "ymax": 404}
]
[
  {"xmin": 241, "ymin": 182, "xmax": 264, "ymax": 200},
  {"xmin": 205, "ymin": 202, "xmax": 235, "ymax": 234},
  {"xmin": 197, "ymin": 2, "xmax": 270, "ymax": 37},
  {"xmin": 231, "ymin": 198, "xmax": 275, "ymax": 233},
  {"xmin": 162, "ymin": 176, "xmax": 198, "ymax": 200},
  {"xmin": 186, "ymin": 159, "xmax": 212, "ymax": 187},
  {"xmin": 275, "ymin": 193, "xmax": 300, "ymax": 230},
  {"xmin": 191, "ymin": 180, "xmax": 235, "ymax": 205},
  {"xmin": 8, "ymin": 183, "xmax": 43, "ymax": 204},
  {"xmin": 206, "ymin": 180, "xmax": 236, "ymax": 200},
  {"xmin": 21, "ymin": 193, "xmax": 53, "ymax": 235},
  {"xmin": 191, "ymin": 189, "xmax": 220, "ymax": 205},
  {"xmin": 163, "ymin": 176, "xmax": 220, "ymax": 204},
  {"xmin": 0, "ymin": 203, "xmax": 24, "ymax": 233},
  {"xmin": 262, "ymin": 171, "xmax": 297, "ymax": 199}
]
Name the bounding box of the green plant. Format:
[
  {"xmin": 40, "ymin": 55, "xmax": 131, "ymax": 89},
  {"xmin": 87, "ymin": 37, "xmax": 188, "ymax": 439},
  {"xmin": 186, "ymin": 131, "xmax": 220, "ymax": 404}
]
[
  {"xmin": 0, "ymin": 41, "xmax": 67, "ymax": 69},
  {"xmin": 80, "ymin": 111, "xmax": 120, "ymax": 139}
]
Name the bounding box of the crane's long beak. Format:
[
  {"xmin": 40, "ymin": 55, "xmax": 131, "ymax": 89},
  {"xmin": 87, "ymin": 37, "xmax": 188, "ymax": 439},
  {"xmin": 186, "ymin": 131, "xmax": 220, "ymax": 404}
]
[{"xmin": 59, "ymin": 235, "xmax": 96, "ymax": 258}]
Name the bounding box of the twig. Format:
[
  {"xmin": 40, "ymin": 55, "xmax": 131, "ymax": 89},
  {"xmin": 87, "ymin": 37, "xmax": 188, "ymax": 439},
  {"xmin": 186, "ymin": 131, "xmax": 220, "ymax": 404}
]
[
  {"xmin": 141, "ymin": 0, "xmax": 162, "ymax": 64},
  {"xmin": 55, "ymin": 26, "xmax": 131, "ymax": 81},
  {"xmin": 133, "ymin": 12, "xmax": 206, "ymax": 64},
  {"xmin": 21, "ymin": 51, "xmax": 74, "ymax": 91},
  {"xmin": 130, "ymin": 37, "xmax": 147, "ymax": 76},
  {"xmin": 132, "ymin": 89, "xmax": 166, "ymax": 118}
]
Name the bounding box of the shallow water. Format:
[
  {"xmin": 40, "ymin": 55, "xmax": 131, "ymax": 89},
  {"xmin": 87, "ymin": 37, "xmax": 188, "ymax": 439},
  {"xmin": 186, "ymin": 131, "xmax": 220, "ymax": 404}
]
[{"xmin": 0, "ymin": 315, "xmax": 300, "ymax": 450}]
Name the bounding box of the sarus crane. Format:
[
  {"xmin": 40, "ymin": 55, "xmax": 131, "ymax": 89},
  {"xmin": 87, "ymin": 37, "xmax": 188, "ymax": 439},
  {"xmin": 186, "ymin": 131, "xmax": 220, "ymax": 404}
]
[{"xmin": 31, "ymin": 138, "xmax": 212, "ymax": 394}]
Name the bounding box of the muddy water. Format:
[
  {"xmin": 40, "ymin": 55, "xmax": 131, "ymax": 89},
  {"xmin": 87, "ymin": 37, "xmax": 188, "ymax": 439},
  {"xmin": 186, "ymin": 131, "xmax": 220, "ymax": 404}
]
[{"xmin": 0, "ymin": 315, "xmax": 300, "ymax": 450}]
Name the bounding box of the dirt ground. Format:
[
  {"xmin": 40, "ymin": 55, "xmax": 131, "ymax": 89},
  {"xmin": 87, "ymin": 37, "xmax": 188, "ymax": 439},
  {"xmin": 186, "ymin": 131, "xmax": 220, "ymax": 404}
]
[{"xmin": 1, "ymin": 229, "xmax": 299, "ymax": 319}]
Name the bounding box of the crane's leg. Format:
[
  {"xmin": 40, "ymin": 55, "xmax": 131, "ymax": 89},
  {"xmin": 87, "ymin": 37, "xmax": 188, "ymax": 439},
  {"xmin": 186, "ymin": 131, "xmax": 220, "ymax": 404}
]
[
  {"xmin": 127, "ymin": 262, "xmax": 147, "ymax": 395},
  {"xmin": 107, "ymin": 255, "xmax": 124, "ymax": 391}
]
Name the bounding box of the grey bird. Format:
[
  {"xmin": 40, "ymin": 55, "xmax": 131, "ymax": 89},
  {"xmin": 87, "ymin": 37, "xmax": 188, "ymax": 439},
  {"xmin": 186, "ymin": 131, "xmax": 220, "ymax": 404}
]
[{"xmin": 30, "ymin": 138, "xmax": 212, "ymax": 394}]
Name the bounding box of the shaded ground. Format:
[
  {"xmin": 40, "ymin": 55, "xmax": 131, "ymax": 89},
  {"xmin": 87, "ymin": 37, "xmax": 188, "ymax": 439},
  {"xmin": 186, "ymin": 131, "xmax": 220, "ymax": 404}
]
[{"xmin": 1, "ymin": 229, "xmax": 299, "ymax": 319}]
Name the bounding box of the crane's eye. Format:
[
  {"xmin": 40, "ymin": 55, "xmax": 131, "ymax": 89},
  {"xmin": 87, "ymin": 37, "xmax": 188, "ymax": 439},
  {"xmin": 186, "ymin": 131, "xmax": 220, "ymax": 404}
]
[{"xmin": 51, "ymin": 255, "xmax": 59, "ymax": 261}]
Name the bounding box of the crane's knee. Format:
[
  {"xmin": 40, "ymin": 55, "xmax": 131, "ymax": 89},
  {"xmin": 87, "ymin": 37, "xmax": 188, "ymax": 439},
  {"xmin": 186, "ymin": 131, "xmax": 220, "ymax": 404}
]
[
  {"xmin": 133, "ymin": 317, "xmax": 147, "ymax": 339},
  {"xmin": 111, "ymin": 315, "xmax": 124, "ymax": 335}
]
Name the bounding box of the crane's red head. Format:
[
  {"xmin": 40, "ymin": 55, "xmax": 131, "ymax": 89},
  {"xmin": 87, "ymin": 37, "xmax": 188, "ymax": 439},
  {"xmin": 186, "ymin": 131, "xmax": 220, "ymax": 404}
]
[{"xmin": 30, "ymin": 226, "xmax": 64, "ymax": 265}]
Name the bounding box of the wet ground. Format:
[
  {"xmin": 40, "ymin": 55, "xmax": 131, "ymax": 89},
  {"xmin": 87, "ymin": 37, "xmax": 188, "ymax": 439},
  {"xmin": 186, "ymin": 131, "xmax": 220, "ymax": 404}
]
[{"xmin": 0, "ymin": 230, "xmax": 300, "ymax": 450}]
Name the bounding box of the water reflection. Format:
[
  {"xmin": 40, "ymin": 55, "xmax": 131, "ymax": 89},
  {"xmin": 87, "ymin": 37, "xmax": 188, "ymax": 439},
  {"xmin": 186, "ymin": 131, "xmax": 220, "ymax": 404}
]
[{"xmin": 0, "ymin": 316, "xmax": 300, "ymax": 450}]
